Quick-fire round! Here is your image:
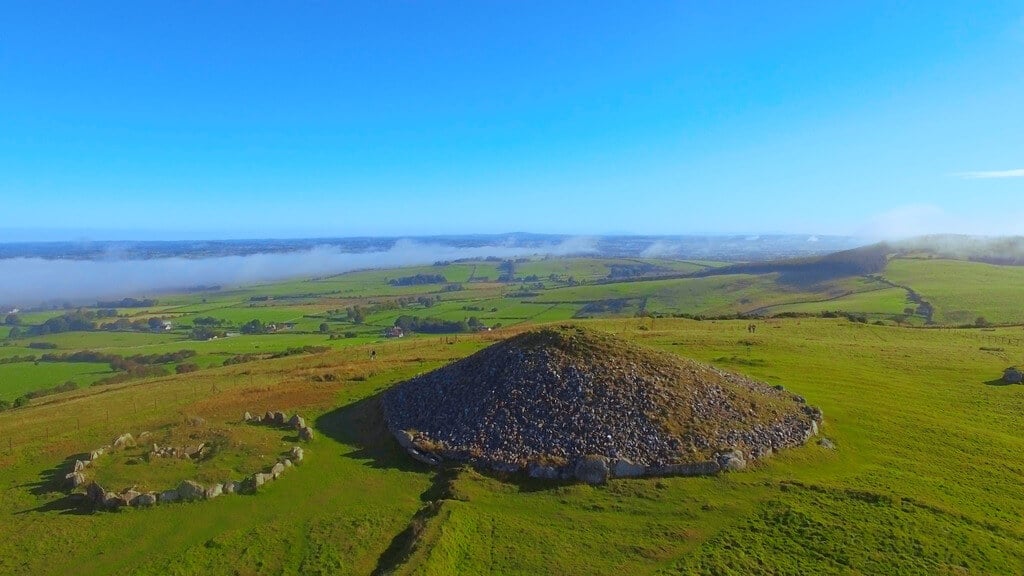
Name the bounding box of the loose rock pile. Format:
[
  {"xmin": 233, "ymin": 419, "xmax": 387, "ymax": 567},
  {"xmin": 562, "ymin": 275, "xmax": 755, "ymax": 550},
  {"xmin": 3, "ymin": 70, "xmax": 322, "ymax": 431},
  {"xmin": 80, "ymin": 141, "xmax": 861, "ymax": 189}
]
[{"xmin": 383, "ymin": 327, "xmax": 824, "ymax": 484}]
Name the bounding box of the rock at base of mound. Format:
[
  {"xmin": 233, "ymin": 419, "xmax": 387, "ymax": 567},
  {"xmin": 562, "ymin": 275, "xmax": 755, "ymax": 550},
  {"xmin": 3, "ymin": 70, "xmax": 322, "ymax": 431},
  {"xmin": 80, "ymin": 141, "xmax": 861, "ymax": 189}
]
[
  {"xmin": 717, "ymin": 450, "xmax": 747, "ymax": 472},
  {"xmin": 611, "ymin": 458, "xmax": 646, "ymax": 478},
  {"xmin": 177, "ymin": 480, "xmax": 206, "ymax": 501},
  {"xmin": 527, "ymin": 463, "xmax": 561, "ymax": 480},
  {"xmin": 574, "ymin": 455, "xmax": 610, "ymax": 485},
  {"xmin": 159, "ymin": 490, "xmax": 180, "ymax": 503}
]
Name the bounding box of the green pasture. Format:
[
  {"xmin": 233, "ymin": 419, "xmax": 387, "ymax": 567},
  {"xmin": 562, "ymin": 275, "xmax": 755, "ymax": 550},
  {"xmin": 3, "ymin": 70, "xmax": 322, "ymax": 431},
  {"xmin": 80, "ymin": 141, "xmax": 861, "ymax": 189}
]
[
  {"xmin": 883, "ymin": 258, "xmax": 1024, "ymax": 325},
  {"xmin": 0, "ymin": 318, "xmax": 1021, "ymax": 574},
  {"xmin": 0, "ymin": 362, "xmax": 114, "ymax": 402}
]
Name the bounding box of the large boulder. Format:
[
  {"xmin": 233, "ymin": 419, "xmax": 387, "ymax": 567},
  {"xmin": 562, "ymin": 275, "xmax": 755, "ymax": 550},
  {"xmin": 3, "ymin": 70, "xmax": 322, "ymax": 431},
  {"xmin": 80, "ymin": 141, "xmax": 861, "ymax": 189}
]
[
  {"xmin": 66, "ymin": 472, "xmax": 86, "ymax": 488},
  {"xmin": 270, "ymin": 462, "xmax": 285, "ymax": 479},
  {"xmin": 290, "ymin": 446, "xmax": 304, "ymax": 462},
  {"xmin": 112, "ymin": 433, "xmax": 135, "ymax": 450},
  {"xmin": 288, "ymin": 414, "xmax": 305, "ymax": 430},
  {"xmin": 177, "ymin": 480, "xmax": 206, "ymax": 501},
  {"xmin": 159, "ymin": 490, "xmax": 180, "ymax": 503},
  {"xmin": 102, "ymin": 492, "xmax": 125, "ymax": 510},
  {"xmin": 717, "ymin": 450, "xmax": 747, "ymax": 472},
  {"xmin": 132, "ymin": 492, "xmax": 158, "ymax": 507},
  {"xmin": 205, "ymin": 483, "xmax": 224, "ymax": 499},
  {"xmin": 243, "ymin": 411, "xmax": 253, "ymax": 421},
  {"xmin": 611, "ymin": 458, "xmax": 646, "ymax": 478},
  {"xmin": 121, "ymin": 489, "xmax": 141, "ymax": 505},
  {"xmin": 224, "ymin": 481, "xmax": 237, "ymax": 495},
  {"xmin": 527, "ymin": 463, "xmax": 560, "ymax": 480},
  {"xmin": 1003, "ymin": 367, "xmax": 1023, "ymax": 384},
  {"xmin": 273, "ymin": 411, "xmax": 287, "ymax": 426},
  {"xmin": 299, "ymin": 426, "xmax": 315, "ymax": 442},
  {"xmin": 574, "ymin": 455, "xmax": 610, "ymax": 485},
  {"xmin": 86, "ymin": 482, "xmax": 106, "ymax": 505}
]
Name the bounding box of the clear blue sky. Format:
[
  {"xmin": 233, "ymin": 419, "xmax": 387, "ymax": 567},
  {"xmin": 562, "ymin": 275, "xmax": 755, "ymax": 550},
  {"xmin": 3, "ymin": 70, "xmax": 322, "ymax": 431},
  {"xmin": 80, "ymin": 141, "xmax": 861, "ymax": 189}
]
[{"xmin": 2, "ymin": 2, "xmax": 1022, "ymax": 240}]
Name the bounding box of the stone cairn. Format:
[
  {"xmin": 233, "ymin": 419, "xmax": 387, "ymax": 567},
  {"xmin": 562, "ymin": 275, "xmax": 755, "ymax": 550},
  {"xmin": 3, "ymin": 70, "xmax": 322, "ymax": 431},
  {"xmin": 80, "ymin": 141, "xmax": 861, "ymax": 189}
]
[{"xmin": 66, "ymin": 411, "xmax": 313, "ymax": 511}]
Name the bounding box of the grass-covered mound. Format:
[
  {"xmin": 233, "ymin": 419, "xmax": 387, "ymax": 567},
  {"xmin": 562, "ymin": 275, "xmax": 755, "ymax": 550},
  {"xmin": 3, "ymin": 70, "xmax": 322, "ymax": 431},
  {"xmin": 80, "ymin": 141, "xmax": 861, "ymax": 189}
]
[{"xmin": 383, "ymin": 326, "xmax": 821, "ymax": 478}]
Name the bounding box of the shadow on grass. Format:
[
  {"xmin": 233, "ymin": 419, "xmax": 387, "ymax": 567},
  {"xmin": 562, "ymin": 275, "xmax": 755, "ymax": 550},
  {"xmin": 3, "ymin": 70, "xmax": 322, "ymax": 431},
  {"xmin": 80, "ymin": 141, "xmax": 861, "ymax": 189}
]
[
  {"xmin": 24, "ymin": 452, "xmax": 89, "ymax": 497},
  {"xmin": 984, "ymin": 378, "xmax": 1018, "ymax": 386},
  {"xmin": 17, "ymin": 493, "xmax": 94, "ymax": 516},
  {"xmin": 315, "ymin": 391, "xmax": 426, "ymax": 474}
]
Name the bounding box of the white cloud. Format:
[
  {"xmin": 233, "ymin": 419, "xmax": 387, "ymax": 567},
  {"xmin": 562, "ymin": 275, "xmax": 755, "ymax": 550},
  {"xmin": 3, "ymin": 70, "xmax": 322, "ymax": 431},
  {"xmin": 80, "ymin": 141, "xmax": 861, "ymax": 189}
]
[
  {"xmin": 859, "ymin": 204, "xmax": 1024, "ymax": 240},
  {"xmin": 955, "ymin": 169, "xmax": 1024, "ymax": 179}
]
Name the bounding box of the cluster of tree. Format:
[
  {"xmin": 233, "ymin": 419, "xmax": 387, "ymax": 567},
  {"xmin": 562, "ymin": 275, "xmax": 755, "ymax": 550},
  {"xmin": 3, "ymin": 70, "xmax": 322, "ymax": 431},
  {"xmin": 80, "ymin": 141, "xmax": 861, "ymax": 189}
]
[
  {"xmin": 576, "ymin": 299, "xmax": 631, "ymax": 316},
  {"xmin": 98, "ymin": 317, "xmax": 170, "ymax": 332},
  {"xmin": 192, "ymin": 316, "xmax": 227, "ymax": 327},
  {"xmin": 7, "ymin": 310, "xmax": 171, "ymax": 338},
  {"xmin": 4, "ymin": 313, "xmax": 20, "ymax": 325},
  {"xmin": 607, "ymin": 263, "xmax": 666, "ymax": 279},
  {"xmin": 0, "ymin": 380, "xmax": 81, "ymax": 412},
  {"xmin": 38, "ymin": 349, "xmax": 196, "ymax": 377},
  {"xmin": 388, "ymin": 273, "xmax": 448, "ymax": 286},
  {"xmin": 0, "ymin": 355, "xmax": 36, "ymax": 365},
  {"xmin": 393, "ymin": 315, "xmax": 469, "ymax": 334},
  {"xmin": 498, "ymin": 260, "xmax": 517, "ymax": 282},
  {"xmin": 28, "ymin": 342, "xmax": 57, "ymax": 349},
  {"xmin": 191, "ymin": 326, "xmax": 227, "ymax": 340},
  {"xmin": 328, "ymin": 331, "xmax": 359, "ymax": 340},
  {"xmin": 240, "ymin": 319, "xmax": 267, "ymax": 334},
  {"xmin": 443, "ymin": 283, "xmax": 464, "ymax": 292},
  {"xmin": 97, "ymin": 297, "xmax": 158, "ymax": 308}
]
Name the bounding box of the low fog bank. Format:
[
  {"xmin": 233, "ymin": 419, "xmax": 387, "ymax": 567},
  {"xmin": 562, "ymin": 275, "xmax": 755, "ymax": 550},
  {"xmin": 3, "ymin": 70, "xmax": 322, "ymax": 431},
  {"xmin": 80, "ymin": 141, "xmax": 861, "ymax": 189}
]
[
  {"xmin": 0, "ymin": 238, "xmax": 597, "ymax": 308},
  {"xmin": 890, "ymin": 235, "xmax": 1024, "ymax": 264}
]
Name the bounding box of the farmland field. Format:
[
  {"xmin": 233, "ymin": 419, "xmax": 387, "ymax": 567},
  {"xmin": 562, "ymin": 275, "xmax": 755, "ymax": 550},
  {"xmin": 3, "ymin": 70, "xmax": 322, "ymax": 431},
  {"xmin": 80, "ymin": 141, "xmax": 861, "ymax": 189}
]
[{"xmin": 1, "ymin": 255, "xmax": 1023, "ymax": 574}]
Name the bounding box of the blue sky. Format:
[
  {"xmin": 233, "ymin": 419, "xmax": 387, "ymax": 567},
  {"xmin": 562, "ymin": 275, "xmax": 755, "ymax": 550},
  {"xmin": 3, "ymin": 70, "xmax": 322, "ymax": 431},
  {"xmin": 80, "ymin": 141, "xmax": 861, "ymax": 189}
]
[{"xmin": 1, "ymin": 2, "xmax": 1022, "ymax": 240}]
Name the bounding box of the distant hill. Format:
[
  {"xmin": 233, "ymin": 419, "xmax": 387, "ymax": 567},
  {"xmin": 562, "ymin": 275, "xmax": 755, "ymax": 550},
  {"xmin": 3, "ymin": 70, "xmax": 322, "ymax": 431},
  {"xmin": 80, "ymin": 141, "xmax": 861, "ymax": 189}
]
[{"xmin": 694, "ymin": 243, "xmax": 891, "ymax": 286}]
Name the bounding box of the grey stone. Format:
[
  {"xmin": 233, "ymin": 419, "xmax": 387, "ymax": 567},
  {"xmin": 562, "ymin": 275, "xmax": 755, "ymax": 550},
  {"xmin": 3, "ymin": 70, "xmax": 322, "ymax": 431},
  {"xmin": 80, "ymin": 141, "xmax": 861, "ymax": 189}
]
[
  {"xmin": 86, "ymin": 482, "xmax": 106, "ymax": 504},
  {"xmin": 290, "ymin": 446, "xmax": 304, "ymax": 462},
  {"xmin": 611, "ymin": 458, "xmax": 646, "ymax": 478},
  {"xmin": 89, "ymin": 449, "xmax": 104, "ymax": 460},
  {"xmin": 282, "ymin": 458, "xmax": 293, "ymax": 468},
  {"xmin": 243, "ymin": 411, "xmax": 253, "ymax": 421},
  {"xmin": 271, "ymin": 462, "xmax": 285, "ymax": 478},
  {"xmin": 818, "ymin": 438, "xmax": 836, "ymax": 450},
  {"xmin": 66, "ymin": 472, "xmax": 86, "ymax": 488},
  {"xmin": 112, "ymin": 433, "xmax": 135, "ymax": 450},
  {"xmin": 73, "ymin": 459, "xmax": 87, "ymax": 472},
  {"xmin": 122, "ymin": 489, "xmax": 141, "ymax": 504},
  {"xmin": 288, "ymin": 414, "xmax": 305, "ymax": 429},
  {"xmin": 132, "ymin": 492, "xmax": 158, "ymax": 507},
  {"xmin": 527, "ymin": 463, "xmax": 560, "ymax": 479},
  {"xmin": 1003, "ymin": 367, "xmax": 1023, "ymax": 384},
  {"xmin": 717, "ymin": 450, "xmax": 746, "ymax": 472},
  {"xmin": 205, "ymin": 483, "xmax": 223, "ymax": 499},
  {"xmin": 177, "ymin": 480, "xmax": 206, "ymax": 501},
  {"xmin": 574, "ymin": 455, "xmax": 610, "ymax": 485},
  {"xmin": 159, "ymin": 490, "xmax": 180, "ymax": 503},
  {"xmin": 224, "ymin": 481, "xmax": 237, "ymax": 494},
  {"xmin": 103, "ymin": 492, "xmax": 124, "ymax": 510},
  {"xmin": 299, "ymin": 426, "xmax": 314, "ymax": 442},
  {"xmin": 273, "ymin": 411, "xmax": 287, "ymax": 425}
]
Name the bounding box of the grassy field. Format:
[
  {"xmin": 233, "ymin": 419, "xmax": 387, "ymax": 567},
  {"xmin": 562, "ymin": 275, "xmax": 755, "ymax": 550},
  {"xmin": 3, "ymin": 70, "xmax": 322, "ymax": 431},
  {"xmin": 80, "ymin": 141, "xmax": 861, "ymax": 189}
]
[
  {"xmin": 883, "ymin": 258, "xmax": 1024, "ymax": 325},
  {"xmin": 1, "ymin": 255, "xmax": 1024, "ymax": 573}
]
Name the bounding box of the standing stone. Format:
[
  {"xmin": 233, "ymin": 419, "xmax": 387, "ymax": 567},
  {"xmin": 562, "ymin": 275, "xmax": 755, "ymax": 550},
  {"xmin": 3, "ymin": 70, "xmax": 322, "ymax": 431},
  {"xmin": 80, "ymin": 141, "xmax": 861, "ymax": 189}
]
[
  {"xmin": 271, "ymin": 462, "xmax": 285, "ymax": 478},
  {"xmin": 243, "ymin": 411, "xmax": 253, "ymax": 421},
  {"xmin": 611, "ymin": 458, "xmax": 646, "ymax": 478},
  {"xmin": 574, "ymin": 455, "xmax": 610, "ymax": 485},
  {"xmin": 205, "ymin": 483, "xmax": 224, "ymax": 499},
  {"xmin": 103, "ymin": 492, "xmax": 124, "ymax": 510},
  {"xmin": 177, "ymin": 480, "xmax": 206, "ymax": 501},
  {"xmin": 282, "ymin": 458, "xmax": 293, "ymax": 468},
  {"xmin": 112, "ymin": 433, "xmax": 136, "ymax": 450},
  {"xmin": 122, "ymin": 489, "xmax": 141, "ymax": 505},
  {"xmin": 224, "ymin": 481, "xmax": 237, "ymax": 495},
  {"xmin": 273, "ymin": 411, "xmax": 287, "ymax": 425},
  {"xmin": 86, "ymin": 482, "xmax": 106, "ymax": 505},
  {"xmin": 90, "ymin": 449, "xmax": 104, "ymax": 460},
  {"xmin": 288, "ymin": 414, "xmax": 306, "ymax": 430},
  {"xmin": 1003, "ymin": 367, "xmax": 1023, "ymax": 384},
  {"xmin": 290, "ymin": 446, "xmax": 304, "ymax": 462},
  {"xmin": 160, "ymin": 490, "xmax": 180, "ymax": 503},
  {"xmin": 299, "ymin": 426, "xmax": 314, "ymax": 442},
  {"xmin": 73, "ymin": 460, "xmax": 87, "ymax": 472},
  {"xmin": 66, "ymin": 472, "xmax": 86, "ymax": 488}
]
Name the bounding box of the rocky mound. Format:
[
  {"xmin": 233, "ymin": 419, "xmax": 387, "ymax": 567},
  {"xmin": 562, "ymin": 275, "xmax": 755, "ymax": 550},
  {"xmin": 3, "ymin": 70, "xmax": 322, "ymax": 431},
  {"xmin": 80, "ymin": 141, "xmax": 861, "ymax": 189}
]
[{"xmin": 382, "ymin": 326, "xmax": 822, "ymax": 482}]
